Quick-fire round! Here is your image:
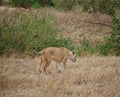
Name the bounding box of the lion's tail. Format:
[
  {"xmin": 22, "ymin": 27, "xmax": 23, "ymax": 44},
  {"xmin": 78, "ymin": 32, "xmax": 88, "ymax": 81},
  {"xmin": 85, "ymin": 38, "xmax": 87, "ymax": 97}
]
[{"xmin": 33, "ymin": 47, "xmax": 43, "ymax": 55}]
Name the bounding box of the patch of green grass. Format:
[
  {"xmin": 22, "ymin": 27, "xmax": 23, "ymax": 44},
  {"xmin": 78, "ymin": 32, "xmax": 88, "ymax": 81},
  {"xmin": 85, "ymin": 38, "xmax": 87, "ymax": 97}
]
[
  {"xmin": 52, "ymin": 0, "xmax": 77, "ymax": 11},
  {"xmin": 0, "ymin": 12, "xmax": 75, "ymax": 56},
  {"xmin": 97, "ymin": 33, "xmax": 120, "ymax": 56},
  {"xmin": 75, "ymin": 37, "xmax": 97, "ymax": 56},
  {"xmin": 76, "ymin": 34, "xmax": 120, "ymax": 56}
]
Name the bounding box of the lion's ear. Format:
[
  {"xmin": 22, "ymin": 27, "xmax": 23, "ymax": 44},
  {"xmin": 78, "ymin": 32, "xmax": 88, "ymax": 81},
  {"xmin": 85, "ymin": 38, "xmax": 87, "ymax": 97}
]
[{"xmin": 72, "ymin": 51, "xmax": 75, "ymax": 55}]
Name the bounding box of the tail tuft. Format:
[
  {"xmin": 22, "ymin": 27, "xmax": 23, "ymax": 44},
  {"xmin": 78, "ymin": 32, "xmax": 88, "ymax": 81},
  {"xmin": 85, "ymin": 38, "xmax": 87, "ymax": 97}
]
[
  {"xmin": 33, "ymin": 47, "xmax": 42, "ymax": 56},
  {"xmin": 33, "ymin": 47, "xmax": 35, "ymax": 50}
]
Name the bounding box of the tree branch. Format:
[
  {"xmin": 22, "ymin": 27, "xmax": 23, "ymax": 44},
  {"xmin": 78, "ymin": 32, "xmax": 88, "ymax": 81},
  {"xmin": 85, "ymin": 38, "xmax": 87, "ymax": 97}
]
[{"xmin": 87, "ymin": 22, "xmax": 112, "ymax": 28}]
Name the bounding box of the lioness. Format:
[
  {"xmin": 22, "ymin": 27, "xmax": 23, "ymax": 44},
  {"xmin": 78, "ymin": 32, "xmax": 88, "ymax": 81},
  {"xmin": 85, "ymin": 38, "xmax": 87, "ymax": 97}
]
[{"xmin": 33, "ymin": 47, "xmax": 76, "ymax": 73}]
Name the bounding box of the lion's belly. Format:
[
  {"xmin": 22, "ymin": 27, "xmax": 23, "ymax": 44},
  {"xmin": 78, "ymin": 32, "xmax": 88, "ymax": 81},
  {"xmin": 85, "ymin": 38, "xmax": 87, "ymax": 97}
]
[{"xmin": 52, "ymin": 52, "xmax": 64, "ymax": 63}]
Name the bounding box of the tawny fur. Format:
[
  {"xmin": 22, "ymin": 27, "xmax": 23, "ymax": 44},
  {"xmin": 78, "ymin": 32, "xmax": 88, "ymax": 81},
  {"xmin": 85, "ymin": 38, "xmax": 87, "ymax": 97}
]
[{"xmin": 33, "ymin": 47, "xmax": 76, "ymax": 73}]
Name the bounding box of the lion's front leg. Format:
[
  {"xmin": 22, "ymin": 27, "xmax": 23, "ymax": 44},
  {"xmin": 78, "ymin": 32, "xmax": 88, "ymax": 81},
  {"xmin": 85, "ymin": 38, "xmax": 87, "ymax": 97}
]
[
  {"xmin": 57, "ymin": 62, "xmax": 64, "ymax": 73},
  {"xmin": 63, "ymin": 59, "xmax": 67, "ymax": 69}
]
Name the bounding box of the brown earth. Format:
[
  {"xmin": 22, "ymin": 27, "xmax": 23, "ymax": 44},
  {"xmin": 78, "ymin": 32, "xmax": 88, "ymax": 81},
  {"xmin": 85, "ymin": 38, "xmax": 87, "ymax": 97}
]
[{"xmin": 0, "ymin": 56, "xmax": 120, "ymax": 97}]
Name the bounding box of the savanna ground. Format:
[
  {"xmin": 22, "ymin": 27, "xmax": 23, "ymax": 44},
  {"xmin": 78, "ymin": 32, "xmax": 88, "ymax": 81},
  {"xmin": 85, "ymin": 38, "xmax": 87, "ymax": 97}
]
[
  {"xmin": 0, "ymin": 56, "xmax": 120, "ymax": 97},
  {"xmin": 0, "ymin": 6, "xmax": 120, "ymax": 97}
]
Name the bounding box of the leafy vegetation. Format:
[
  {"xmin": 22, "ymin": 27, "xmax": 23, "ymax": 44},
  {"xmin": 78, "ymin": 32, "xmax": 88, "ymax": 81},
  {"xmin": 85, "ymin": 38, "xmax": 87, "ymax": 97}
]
[
  {"xmin": 52, "ymin": 0, "xmax": 77, "ymax": 11},
  {"xmin": 0, "ymin": 0, "xmax": 120, "ymax": 56},
  {"xmin": 11, "ymin": 0, "xmax": 54, "ymax": 8},
  {"xmin": 10, "ymin": 0, "xmax": 77, "ymax": 10},
  {"xmin": 78, "ymin": 0, "xmax": 120, "ymax": 56},
  {"xmin": 0, "ymin": 12, "xmax": 75, "ymax": 56},
  {"xmin": 76, "ymin": 37, "xmax": 97, "ymax": 56}
]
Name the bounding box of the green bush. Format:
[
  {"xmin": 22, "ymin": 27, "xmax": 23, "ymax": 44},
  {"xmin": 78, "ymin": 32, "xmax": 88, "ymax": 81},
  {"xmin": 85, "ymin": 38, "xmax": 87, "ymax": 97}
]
[
  {"xmin": 0, "ymin": 28, "xmax": 5, "ymax": 55},
  {"xmin": 78, "ymin": 0, "xmax": 120, "ymax": 56},
  {"xmin": 11, "ymin": 0, "xmax": 54, "ymax": 8},
  {"xmin": 0, "ymin": 12, "xmax": 75, "ymax": 56},
  {"xmin": 78, "ymin": 0, "xmax": 120, "ymax": 14},
  {"xmin": 32, "ymin": 1, "xmax": 41, "ymax": 8},
  {"xmin": 11, "ymin": 0, "xmax": 33, "ymax": 7},
  {"xmin": 75, "ymin": 37, "xmax": 96, "ymax": 56},
  {"xmin": 52, "ymin": 0, "xmax": 77, "ymax": 11},
  {"xmin": 98, "ymin": 18, "xmax": 120, "ymax": 56}
]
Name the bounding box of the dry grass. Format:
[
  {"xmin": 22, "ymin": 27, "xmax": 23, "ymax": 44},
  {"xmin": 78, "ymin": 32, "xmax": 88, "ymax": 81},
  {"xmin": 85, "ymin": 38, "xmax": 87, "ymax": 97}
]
[
  {"xmin": 0, "ymin": 56, "xmax": 120, "ymax": 97},
  {"xmin": 0, "ymin": 6, "xmax": 112, "ymax": 46},
  {"xmin": 0, "ymin": 6, "xmax": 119, "ymax": 97},
  {"xmin": 54, "ymin": 8, "xmax": 112, "ymax": 46}
]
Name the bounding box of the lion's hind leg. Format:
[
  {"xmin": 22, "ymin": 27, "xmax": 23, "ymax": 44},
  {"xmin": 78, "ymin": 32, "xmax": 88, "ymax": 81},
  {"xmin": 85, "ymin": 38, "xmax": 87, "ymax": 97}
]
[
  {"xmin": 43, "ymin": 61, "xmax": 51, "ymax": 74},
  {"xmin": 36, "ymin": 55, "xmax": 45, "ymax": 74}
]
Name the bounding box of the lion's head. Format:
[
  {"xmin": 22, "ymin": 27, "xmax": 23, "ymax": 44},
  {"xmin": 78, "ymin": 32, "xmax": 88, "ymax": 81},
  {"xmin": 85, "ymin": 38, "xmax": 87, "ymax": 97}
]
[{"xmin": 69, "ymin": 51, "xmax": 76, "ymax": 62}]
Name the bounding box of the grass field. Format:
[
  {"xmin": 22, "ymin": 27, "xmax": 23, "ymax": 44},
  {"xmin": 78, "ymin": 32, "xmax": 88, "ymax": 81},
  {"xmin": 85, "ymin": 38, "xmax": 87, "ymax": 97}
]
[
  {"xmin": 0, "ymin": 6, "xmax": 119, "ymax": 97},
  {"xmin": 0, "ymin": 56, "xmax": 120, "ymax": 97}
]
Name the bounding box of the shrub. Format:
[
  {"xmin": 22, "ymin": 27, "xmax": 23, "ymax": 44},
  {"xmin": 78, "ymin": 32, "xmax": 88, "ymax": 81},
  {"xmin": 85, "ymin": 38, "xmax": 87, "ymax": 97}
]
[
  {"xmin": 98, "ymin": 18, "xmax": 120, "ymax": 56},
  {"xmin": 11, "ymin": 0, "xmax": 54, "ymax": 8},
  {"xmin": 78, "ymin": 0, "xmax": 120, "ymax": 56},
  {"xmin": 0, "ymin": 12, "xmax": 75, "ymax": 56},
  {"xmin": 0, "ymin": 0, "xmax": 2, "ymax": 5},
  {"xmin": 52, "ymin": 0, "xmax": 77, "ymax": 11},
  {"xmin": 75, "ymin": 37, "xmax": 96, "ymax": 56},
  {"xmin": 32, "ymin": 1, "xmax": 41, "ymax": 9}
]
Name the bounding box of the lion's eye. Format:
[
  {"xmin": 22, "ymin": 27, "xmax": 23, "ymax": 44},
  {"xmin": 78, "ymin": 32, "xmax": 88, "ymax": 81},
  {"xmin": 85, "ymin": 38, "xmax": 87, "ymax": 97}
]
[{"xmin": 73, "ymin": 51, "xmax": 75, "ymax": 54}]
